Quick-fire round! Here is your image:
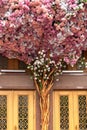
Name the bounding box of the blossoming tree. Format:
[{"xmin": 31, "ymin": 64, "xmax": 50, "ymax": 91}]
[{"xmin": 0, "ymin": 0, "xmax": 87, "ymax": 130}]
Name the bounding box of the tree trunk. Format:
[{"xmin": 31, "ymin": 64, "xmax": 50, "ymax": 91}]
[
  {"xmin": 40, "ymin": 93, "xmax": 49, "ymax": 130},
  {"xmin": 34, "ymin": 77, "xmax": 53, "ymax": 130}
]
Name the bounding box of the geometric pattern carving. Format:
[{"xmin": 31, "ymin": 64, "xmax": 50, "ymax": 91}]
[
  {"xmin": 60, "ymin": 96, "xmax": 69, "ymax": 130},
  {"xmin": 0, "ymin": 95, "xmax": 7, "ymax": 129},
  {"xmin": 18, "ymin": 95, "xmax": 28, "ymax": 130},
  {"xmin": 78, "ymin": 95, "xmax": 87, "ymax": 130}
]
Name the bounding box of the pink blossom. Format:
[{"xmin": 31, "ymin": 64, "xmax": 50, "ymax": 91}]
[{"xmin": 0, "ymin": 0, "xmax": 86, "ymax": 67}]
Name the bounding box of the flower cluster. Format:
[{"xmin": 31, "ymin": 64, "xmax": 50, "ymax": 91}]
[
  {"xmin": 27, "ymin": 50, "xmax": 62, "ymax": 87},
  {"xmin": 76, "ymin": 56, "xmax": 86, "ymax": 70},
  {"xmin": 0, "ymin": 0, "xmax": 8, "ymax": 7},
  {"xmin": 0, "ymin": 0, "xmax": 87, "ymax": 68},
  {"xmin": 66, "ymin": 0, "xmax": 84, "ymax": 10}
]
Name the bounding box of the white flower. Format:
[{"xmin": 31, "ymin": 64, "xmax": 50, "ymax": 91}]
[
  {"xmin": 27, "ymin": 66, "xmax": 30, "ymax": 69},
  {"xmin": 79, "ymin": 3, "xmax": 84, "ymax": 9},
  {"xmin": 5, "ymin": 11, "xmax": 11, "ymax": 17},
  {"xmin": 46, "ymin": 65, "xmax": 49, "ymax": 68},
  {"xmin": 60, "ymin": 0, "xmax": 68, "ymax": 11},
  {"xmin": 56, "ymin": 72, "xmax": 59, "ymax": 75},
  {"xmin": 31, "ymin": 67, "xmax": 33, "ymax": 70},
  {"xmin": 51, "ymin": 60, "xmax": 55, "ymax": 64},
  {"xmin": 34, "ymin": 60, "xmax": 42, "ymax": 65},
  {"xmin": 47, "ymin": 67, "xmax": 50, "ymax": 71},
  {"xmin": 1, "ymin": 21, "xmax": 6, "ymax": 26},
  {"xmin": 43, "ymin": 54, "xmax": 46, "ymax": 58},
  {"xmin": 50, "ymin": 53, "xmax": 53, "ymax": 57},
  {"xmin": 37, "ymin": 65, "xmax": 40, "ymax": 68},
  {"xmin": 56, "ymin": 78, "xmax": 59, "ymax": 81},
  {"xmin": 40, "ymin": 70, "xmax": 43, "ymax": 72},
  {"xmin": 38, "ymin": 51, "xmax": 44, "ymax": 55},
  {"xmin": 47, "ymin": 77, "xmax": 49, "ymax": 79},
  {"xmin": 34, "ymin": 67, "xmax": 37, "ymax": 70},
  {"xmin": 50, "ymin": 61, "xmax": 52, "ymax": 64},
  {"xmin": 46, "ymin": 58, "xmax": 49, "ymax": 61},
  {"xmin": 10, "ymin": 24, "xmax": 16, "ymax": 28},
  {"xmin": 41, "ymin": 52, "xmax": 44, "ymax": 55},
  {"xmin": 38, "ymin": 70, "xmax": 41, "ymax": 72},
  {"xmin": 38, "ymin": 51, "xmax": 41, "ymax": 54},
  {"xmin": 55, "ymin": 66, "xmax": 58, "ymax": 69},
  {"xmin": 42, "ymin": 50, "xmax": 45, "ymax": 53},
  {"xmin": 45, "ymin": 74, "xmax": 47, "ymax": 77},
  {"xmin": 36, "ymin": 56, "xmax": 39, "ymax": 59},
  {"xmin": 40, "ymin": 58, "xmax": 44, "ymax": 63},
  {"xmin": 44, "ymin": 69, "xmax": 47, "ymax": 72},
  {"xmin": 34, "ymin": 73, "xmax": 37, "ymax": 76},
  {"xmin": 34, "ymin": 77, "xmax": 37, "ymax": 80},
  {"xmin": 39, "ymin": 80, "xmax": 41, "ymax": 82},
  {"xmin": 40, "ymin": 73, "xmax": 42, "ymax": 75}
]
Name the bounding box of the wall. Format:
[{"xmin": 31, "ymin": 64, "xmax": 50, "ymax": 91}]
[{"xmin": 0, "ymin": 71, "xmax": 87, "ymax": 130}]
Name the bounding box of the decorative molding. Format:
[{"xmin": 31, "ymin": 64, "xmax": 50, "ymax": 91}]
[{"xmin": 0, "ymin": 69, "xmax": 25, "ymax": 73}]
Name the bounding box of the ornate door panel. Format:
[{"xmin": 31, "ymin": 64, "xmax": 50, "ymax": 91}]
[
  {"xmin": 0, "ymin": 91, "xmax": 36, "ymax": 130},
  {"xmin": 0, "ymin": 91, "xmax": 13, "ymax": 130},
  {"xmin": 14, "ymin": 91, "xmax": 36, "ymax": 130},
  {"xmin": 73, "ymin": 91, "xmax": 87, "ymax": 130},
  {"xmin": 53, "ymin": 91, "xmax": 87, "ymax": 130},
  {"xmin": 53, "ymin": 91, "xmax": 74, "ymax": 130}
]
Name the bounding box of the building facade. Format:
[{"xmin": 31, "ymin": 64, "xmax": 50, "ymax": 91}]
[{"xmin": 0, "ymin": 55, "xmax": 87, "ymax": 130}]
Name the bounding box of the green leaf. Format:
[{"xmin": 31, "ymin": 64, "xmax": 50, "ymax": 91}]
[{"xmin": 39, "ymin": 82, "xmax": 43, "ymax": 90}]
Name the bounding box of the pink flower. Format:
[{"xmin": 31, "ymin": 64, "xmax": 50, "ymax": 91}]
[{"xmin": 0, "ymin": 0, "xmax": 87, "ymax": 67}]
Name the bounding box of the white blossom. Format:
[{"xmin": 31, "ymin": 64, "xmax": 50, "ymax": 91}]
[
  {"xmin": 34, "ymin": 77, "xmax": 37, "ymax": 80},
  {"xmin": 41, "ymin": 70, "xmax": 43, "ymax": 72},
  {"xmin": 44, "ymin": 69, "xmax": 47, "ymax": 72},
  {"xmin": 46, "ymin": 65, "xmax": 49, "ymax": 68},
  {"xmin": 5, "ymin": 11, "xmax": 11, "ymax": 17},
  {"xmin": 47, "ymin": 77, "xmax": 49, "ymax": 79},
  {"xmin": 56, "ymin": 78, "xmax": 59, "ymax": 81},
  {"xmin": 34, "ymin": 60, "xmax": 42, "ymax": 65},
  {"xmin": 50, "ymin": 53, "xmax": 53, "ymax": 57},
  {"xmin": 40, "ymin": 58, "xmax": 44, "ymax": 63},
  {"xmin": 34, "ymin": 67, "xmax": 37, "ymax": 70},
  {"xmin": 39, "ymin": 80, "xmax": 41, "ymax": 82}
]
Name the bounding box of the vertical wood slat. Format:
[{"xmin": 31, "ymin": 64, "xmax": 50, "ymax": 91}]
[
  {"xmin": 73, "ymin": 91, "xmax": 79, "ymax": 130},
  {"xmin": 8, "ymin": 59, "xmax": 19, "ymax": 69},
  {"xmin": 84, "ymin": 51, "xmax": 87, "ymax": 59},
  {"xmin": 67, "ymin": 64, "xmax": 77, "ymax": 70},
  {"xmin": 53, "ymin": 91, "xmax": 60, "ymax": 130}
]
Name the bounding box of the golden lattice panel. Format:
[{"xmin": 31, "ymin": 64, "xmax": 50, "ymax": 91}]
[{"xmin": 0, "ymin": 95, "xmax": 7, "ymax": 130}]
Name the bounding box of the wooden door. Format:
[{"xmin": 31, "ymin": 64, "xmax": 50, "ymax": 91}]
[
  {"xmin": 73, "ymin": 91, "xmax": 87, "ymax": 130},
  {"xmin": 53, "ymin": 91, "xmax": 74, "ymax": 130},
  {"xmin": 53, "ymin": 91, "xmax": 87, "ymax": 130},
  {"xmin": 0, "ymin": 91, "xmax": 36, "ymax": 130},
  {"xmin": 0, "ymin": 91, "xmax": 13, "ymax": 130}
]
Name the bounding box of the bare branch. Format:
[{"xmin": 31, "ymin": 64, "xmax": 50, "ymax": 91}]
[
  {"xmin": 34, "ymin": 79, "xmax": 41, "ymax": 96},
  {"xmin": 45, "ymin": 77, "xmax": 53, "ymax": 96}
]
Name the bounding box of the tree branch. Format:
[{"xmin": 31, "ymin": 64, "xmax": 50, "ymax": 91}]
[{"xmin": 34, "ymin": 79, "xmax": 41, "ymax": 96}]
